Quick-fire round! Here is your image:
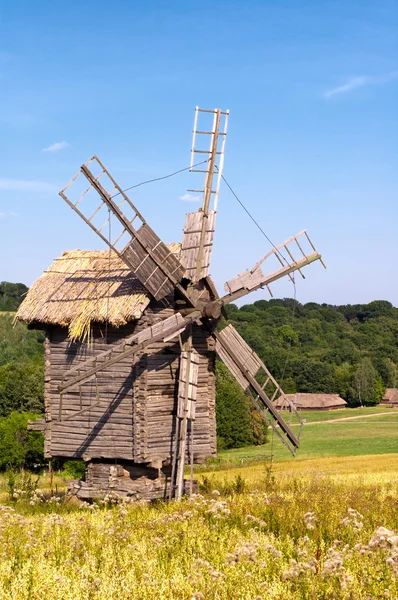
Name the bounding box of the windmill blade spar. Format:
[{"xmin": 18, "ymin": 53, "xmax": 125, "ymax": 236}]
[
  {"xmin": 181, "ymin": 107, "xmax": 229, "ymax": 281},
  {"xmin": 222, "ymin": 230, "xmax": 325, "ymax": 304},
  {"xmin": 214, "ymin": 324, "xmax": 302, "ymax": 455},
  {"xmin": 60, "ymin": 156, "xmax": 187, "ymax": 302}
]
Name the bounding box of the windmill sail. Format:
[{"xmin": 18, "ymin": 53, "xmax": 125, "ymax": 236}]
[
  {"xmin": 181, "ymin": 210, "xmax": 216, "ymax": 280},
  {"xmin": 181, "ymin": 107, "xmax": 229, "ymax": 281},
  {"xmin": 222, "ymin": 230, "xmax": 325, "ymax": 304},
  {"xmin": 214, "ymin": 325, "xmax": 303, "ymax": 455},
  {"xmin": 60, "ymin": 156, "xmax": 186, "ymax": 301}
]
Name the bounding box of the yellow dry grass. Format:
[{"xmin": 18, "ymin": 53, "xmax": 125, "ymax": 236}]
[
  {"xmin": 0, "ymin": 454, "xmax": 397, "ymax": 599},
  {"xmin": 201, "ymin": 453, "xmax": 398, "ymax": 487}
]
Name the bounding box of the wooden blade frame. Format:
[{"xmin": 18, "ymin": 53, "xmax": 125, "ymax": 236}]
[
  {"xmin": 214, "ymin": 325, "xmax": 303, "ymax": 455},
  {"xmin": 181, "ymin": 210, "xmax": 216, "ymax": 280},
  {"xmin": 181, "ymin": 107, "xmax": 229, "ymax": 281},
  {"xmin": 222, "ymin": 230, "xmax": 326, "ymax": 305},
  {"xmin": 59, "ymin": 156, "xmax": 190, "ymax": 302}
]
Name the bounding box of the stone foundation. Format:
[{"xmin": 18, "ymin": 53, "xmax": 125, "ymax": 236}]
[{"xmin": 68, "ymin": 461, "xmax": 197, "ymax": 501}]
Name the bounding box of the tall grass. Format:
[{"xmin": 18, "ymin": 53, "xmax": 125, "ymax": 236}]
[{"xmin": 0, "ymin": 461, "xmax": 397, "ymax": 599}]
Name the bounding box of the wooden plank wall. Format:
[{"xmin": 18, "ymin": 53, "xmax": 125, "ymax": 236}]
[
  {"xmin": 143, "ymin": 305, "xmax": 217, "ymax": 464},
  {"xmin": 138, "ymin": 303, "xmax": 181, "ymax": 463},
  {"xmin": 48, "ymin": 322, "xmax": 138, "ymax": 460},
  {"xmin": 45, "ymin": 300, "xmax": 217, "ymax": 464}
]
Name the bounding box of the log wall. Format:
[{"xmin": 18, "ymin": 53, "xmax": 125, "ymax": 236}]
[{"xmin": 44, "ymin": 301, "xmax": 217, "ymax": 464}]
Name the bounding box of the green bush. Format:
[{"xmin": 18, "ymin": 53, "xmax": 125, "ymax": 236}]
[
  {"xmin": 0, "ymin": 412, "xmax": 44, "ymax": 470},
  {"xmin": 62, "ymin": 460, "xmax": 86, "ymax": 480},
  {"xmin": 0, "ymin": 282, "xmax": 29, "ymax": 311},
  {"xmin": 0, "ymin": 362, "xmax": 44, "ymax": 417},
  {"xmin": 216, "ymin": 361, "xmax": 268, "ymax": 449}
]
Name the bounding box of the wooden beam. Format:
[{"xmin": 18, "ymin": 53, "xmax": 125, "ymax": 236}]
[
  {"xmin": 59, "ymin": 311, "xmax": 201, "ymax": 393},
  {"xmin": 175, "ymin": 328, "xmax": 193, "ymax": 499},
  {"xmin": 194, "ymin": 109, "xmax": 221, "ymax": 282},
  {"xmin": 221, "ymin": 252, "xmax": 322, "ymax": 305},
  {"xmin": 213, "ymin": 330, "xmax": 299, "ymax": 452}
]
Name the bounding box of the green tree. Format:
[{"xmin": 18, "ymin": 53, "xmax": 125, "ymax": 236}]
[
  {"xmin": 276, "ymin": 325, "xmax": 299, "ymax": 347},
  {"xmin": 249, "ymin": 406, "xmax": 268, "ymax": 446},
  {"xmin": 385, "ymin": 358, "xmax": 398, "ymax": 387},
  {"xmin": 0, "ymin": 412, "xmax": 44, "ymax": 470},
  {"xmin": 353, "ymin": 358, "xmax": 384, "ymax": 406},
  {"xmin": 0, "ymin": 314, "xmax": 44, "ymax": 417},
  {"xmin": 225, "ymin": 297, "xmax": 398, "ymax": 402},
  {"xmin": 357, "ymin": 301, "xmax": 394, "ymax": 322},
  {"xmin": 334, "ymin": 362, "xmax": 354, "ymax": 404},
  {"xmin": 0, "ymin": 282, "xmax": 29, "ymax": 311},
  {"xmin": 0, "ymin": 362, "xmax": 44, "ymax": 417},
  {"xmin": 0, "ymin": 315, "xmax": 44, "ymax": 366},
  {"xmin": 215, "ymin": 361, "xmax": 267, "ymax": 449}
]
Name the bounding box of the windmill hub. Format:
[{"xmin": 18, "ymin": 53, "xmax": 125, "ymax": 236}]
[{"xmin": 202, "ymin": 299, "xmax": 222, "ymax": 320}]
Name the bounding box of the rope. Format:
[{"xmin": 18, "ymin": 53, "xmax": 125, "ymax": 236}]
[
  {"xmin": 219, "ymin": 170, "xmax": 300, "ymax": 455},
  {"xmin": 216, "ymin": 169, "xmax": 290, "ymax": 266},
  {"xmin": 111, "ymin": 159, "xmax": 210, "ymax": 198},
  {"xmin": 218, "ymin": 170, "xmax": 298, "ymax": 372}
]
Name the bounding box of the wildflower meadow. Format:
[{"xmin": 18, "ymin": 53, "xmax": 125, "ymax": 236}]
[{"xmin": 0, "ymin": 455, "xmax": 397, "ymax": 599}]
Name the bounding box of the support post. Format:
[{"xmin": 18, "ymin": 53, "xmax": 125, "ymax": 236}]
[{"xmin": 175, "ymin": 326, "xmax": 193, "ymax": 499}]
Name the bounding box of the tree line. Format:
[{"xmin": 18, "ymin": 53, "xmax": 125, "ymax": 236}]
[
  {"xmin": 223, "ymin": 298, "xmax": 398, "ymax": 406},
  {"xmin": 0, "ymin": 281, "xmax": 397, "ymax": 463}
]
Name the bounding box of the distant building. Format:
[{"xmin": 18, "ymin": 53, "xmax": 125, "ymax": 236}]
[
  {"xmin": 381, "ymin": 388, "xmax": 398, "ymax": 407},
  {"xmin": 275, "ymin": 393, "xmax": 347, "ymax": 411}
]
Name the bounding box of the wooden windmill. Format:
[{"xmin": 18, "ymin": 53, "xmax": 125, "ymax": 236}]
[{"xmin": 18, "ymin": 107, "xmax": 324, "ymax": 501}]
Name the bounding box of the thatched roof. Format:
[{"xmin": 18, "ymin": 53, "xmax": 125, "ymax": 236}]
[
  {"xmin": 275, "ymin": 393, "xmax": 347, "ymax": 410},
  {"xmin": 382, "ymin": 388, "xmax": 398, "ymax": 404},
  {"xmin": 16, "ymin": 245, "xmax": 180, "ymax": 341}
]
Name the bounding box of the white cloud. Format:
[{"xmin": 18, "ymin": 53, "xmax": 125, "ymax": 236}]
[
  {"xmin": 0, "ymin": 179, "xmax": 54, "ymax": 192},
  {"xmin": 179, "ymin": 193, "xmax": 201, "ymax": 202},
  {"xmin": 0, "ymin": 211, "xmax": 18, "ymax": 218},
  {"xmin": 42, "ymin": 141, "xmax": 69, "ymax": 153},
  {"xmin": 323, "ymin": 71, "xmax": 398, "ymax": 99}
]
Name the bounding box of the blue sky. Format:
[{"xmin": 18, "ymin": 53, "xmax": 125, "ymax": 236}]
[{"xmin": 0, "ymin": 0, "xmax": 397, "ymax": 306}]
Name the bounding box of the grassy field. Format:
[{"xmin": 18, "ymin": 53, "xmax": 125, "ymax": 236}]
[
  {"xmin": 0, "ymin": 409, "xmax": 397, "ymax": 599},
  {"xmin": 212, "ymin": 407, "xmax": 398, "ymax": 467},
  {"xmin": 296, "ymin": 405, "xmax": 394, "ymax": 422}
]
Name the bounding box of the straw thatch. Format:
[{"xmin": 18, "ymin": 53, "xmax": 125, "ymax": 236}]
[
  {"xmin": 275, "ymin": 393, "xmax": 347, "ymax": 411},
  {"xmin": 16, "ymin": 244, "xmax": 180, "ymax": 341},
  {"xmin": 381, "ymin": 388, "xmax": 398, "ymax": 406}
]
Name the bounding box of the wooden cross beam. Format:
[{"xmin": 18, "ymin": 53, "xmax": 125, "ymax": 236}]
[
  {"xmin": 214, "ymin": 328, "xmax": 300, "ymax": 453},
  {"xmin": 222, "ymin": 251, "xmax": 322, "ymax": 305},
  {"xmin": 59, "ymin": 311, "xmax": 201, "ymax": 393}
]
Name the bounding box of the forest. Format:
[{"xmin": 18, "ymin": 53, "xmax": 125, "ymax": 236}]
[
  {"xmin": 223, "ymin": 298, "xmax": 398, "ymax": 404},
  {"xmin": 0, "ymin": 281, "xmax": 397, "ymax": 461}
]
